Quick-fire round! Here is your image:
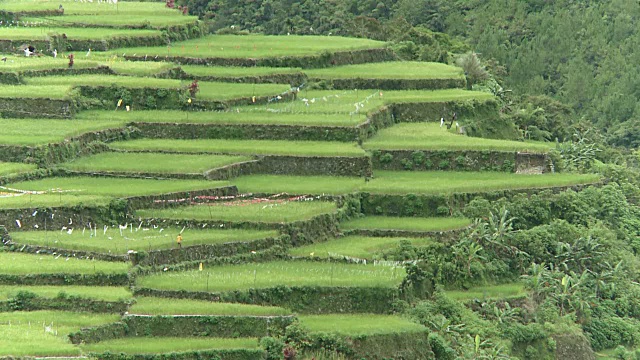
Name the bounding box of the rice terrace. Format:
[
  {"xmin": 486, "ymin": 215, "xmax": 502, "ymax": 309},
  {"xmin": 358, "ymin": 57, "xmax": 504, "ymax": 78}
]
[{"xmin": 0, "ymin": 0, "xmax": 632, "ymax": 359}]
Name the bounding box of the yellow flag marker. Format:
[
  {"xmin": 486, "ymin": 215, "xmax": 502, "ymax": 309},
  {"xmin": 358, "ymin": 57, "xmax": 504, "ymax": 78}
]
[
  {"xmin": 252, "ymin": 96, "xmax": 256, "ymax": 103},
  {"xmin": 199, "ymin": 262, "xmax": 203, "ymax": 271}
]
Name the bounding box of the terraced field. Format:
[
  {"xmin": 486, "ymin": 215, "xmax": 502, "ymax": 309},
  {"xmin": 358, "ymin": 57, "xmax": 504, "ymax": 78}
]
[{"xmin": 0, "ymin": 3, "xmax": 604, "ymax": 358}]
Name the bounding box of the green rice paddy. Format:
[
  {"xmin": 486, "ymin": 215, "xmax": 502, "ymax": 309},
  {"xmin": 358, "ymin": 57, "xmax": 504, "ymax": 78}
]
[
  {"xmin": 0, "ymin": 252, "xmax": 129, "ymax": 275},
  {"xmin": 60, "ymin": 152, "xmax": 252, "ymax": 174},
  {"xmin": 136, "ymin": 201, "xmax": 337, "ymax": 223},
  {"xmin": 106, "ymin": 60, "xmax": 174, "ymax": 76},
  {"xmin": 0, "ymin": 162, "xmax": 37, "ymax": 177},
  {"xmin": 6, "ymin": 176, "xmax": 229, "ymax": 197},
  {"xmin": 232, "ymin": 171, "xmax": 601, "ymax": 195},
  {"xmin": 181, "ymin": 65, "xmax": 302, "ymax": 77},
  {"xmin": 446, "ymin": 282, "xmax": 527, "ymax": 301},
  {"xmin": 129, "ymin": 297, "xmax": 290, "ymax": 316},
  {"xmin": 0, "ymin": 194, "xmax": 111, "ymax": 210},
  {"xmin": 136, "ymin": 261, "xmax": 405, "ymax": 292},
  {"xmin": 107, "ymin": 34, "xmax": 385, "ymax": 58},
  {"xmin": 364, "ymin": 122, "xmax": 553, "ymax": 152},
  {"xmin": 10, "ymin": 228, "xmax": 279, "ymax": 253},
  {"xmin": 340, "ymin": 216, "xmax": 472, "ymax": 232},
  {"xmin": 0, "ymin": 311, "xmax": 120, "ymax": 357},
  {"xmin": 0, "ymin": 326, "xmax": 81, "ymax": 357},
  {"xmin": 78, "ymin": 109, "xmax": 366, "ymax": 126},
  {"xmin": 255, "ymin": 89, "xmax": 494, "ymax": 114},
  {"xmin": 26, "ymin": 14, "xmax": 198, "ymax": 27},
  {"xmin": 109, "ymin": 139, "xmax": 365, "ymax": 157},
  {"xmin": 305, "ymin": 61, "xmax": 464, "ymax": 80},
  {"xmin": 0, "ymin": 118, "xmax": 126, "ymax": 146},
  {"xmin": 0, "ymin": 285, "xmax": 132, "ymax": 301},
  {"xmin": 299, "ymin": 314, "xmax": 425, "ymax": 335},
  {"xmin": 2, "ymin": 1, "xmax": 185, "ymax": 16},
  {"xmin": 0, "ymin": 85, "xmax": 71, "ymax": 99},
  {"xmin": 289, "ymin": 235, "xmax": 433, "ymax": 259},
  {"xmin": 0, "ymin": 55, "xmax": 99, "ymax": 71},
  {"xmin": 0, "ymin": 27, "xmax": 161, "ymax": 41},
  {"xmin": 81, "ymin": 337, "xmax": 260, "ymax": 354},
  {"xmin": 25, "ymin": 75, "xmax": 290, "ymax": 101}
]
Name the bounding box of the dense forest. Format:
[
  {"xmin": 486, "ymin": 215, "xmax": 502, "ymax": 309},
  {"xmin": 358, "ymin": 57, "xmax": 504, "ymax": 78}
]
[{"xmin": 178, "ymin": 1, "xmax": 640, "ymax": 358}]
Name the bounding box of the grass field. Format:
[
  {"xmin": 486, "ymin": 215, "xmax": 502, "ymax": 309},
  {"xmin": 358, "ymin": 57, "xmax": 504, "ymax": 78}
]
[
  {"xmin": 254, "ymin": 89, "xmax": 494, "ymax": 115},
  {"xmin": 181, "ymin": 65, "xmax": 302, "ymax": 77},
  {"xmin": 129, "ymin": 297, "xmax": 290, "ymax": 316},
  {"xmin": 6, "ymin": 177, "xmax": 229, "ymax": 197},
  {"xmin": 107, "ymin": 34, "xmax": 385, "ymax": 58},
  {"xmin": 0, "ymin": 252, "xmax": 130, "ymax": 275},
  {"xmin": 232, "ymin": 171, "xmax": 601, "ymax": 195},
  {"xmin": 340, "ymin": 216, "xmax": 472, "ymax": 232},
  {"xmin": 364, "ymin": 123, "xmax": 553, "ymax": 152},
  {"xmin": 109, "ymin": 139, "xmax": 366, "ymax": 157},
  {"xmin": 299, "ymin": 314, "xmax": 425, "ymax": 335},
  {"xmin": 0, "ymin": 118, "xmax": 126, "ymax": 146},
  {"xmin": 136, "ymin": 201, "xmax": 337, "ymax": 223},
  {"xmin": 446, "ymin": 282, "xmax": 527, "ymax": 301},
  {"xmin": 0, "ymin": 162, "xmax": 37, "ymax": 177},
  {"xmin": 289, "ymin": 235, "xmax": 433, "ymax": 259},
  {"xmin": 60, "ymin": 152, "xmax": 252, "ymax": 174},
  {"xmin": 25, "ymin": 75, "xmax": 290, "ymax": 100},
  {"xmin": 10, "ymin": 228, "xmax": 279, "ymax": 253},
  {"xmin": 0, "ymin": 85, "xmax": 70, "ymax": 99},
  {"xmin": 77, "ymin": 109, "xmax": 366, "ymax": 126},
  {"xmin": 305, "ymin": 61, "xmax": 465, "ymax": 80},
  {"xmin": 0, "ymin": 27, "xmax": 161, "ymax": 41},
  {"xmin": 0, "ymin": 311, "xmax": 119, "ymax": 357},
  {"xmin": 81, "ymin": 337, "xmax": 259, "ymax": 354},
  {"xmin": 0, "ymin": 285, "xmax": 132, "ymax": 301},
  {"xmin": 137, "ymin": 261, "xmax": 405, "ymax": 292}
]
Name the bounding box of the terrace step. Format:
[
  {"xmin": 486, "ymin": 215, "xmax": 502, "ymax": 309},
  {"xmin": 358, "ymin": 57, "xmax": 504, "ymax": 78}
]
[{"xmin": 339, "ymin": 216, "xmax": 472, "ymax": 239}]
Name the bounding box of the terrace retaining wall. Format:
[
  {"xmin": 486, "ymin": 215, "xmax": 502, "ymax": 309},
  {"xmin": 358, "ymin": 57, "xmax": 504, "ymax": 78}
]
[
  {"xmin": 0, "ymin": 97, "xmax": 74, "ymax": 118},
  {"xmin": 0, "ymin": 272, "xmax": 129, "ymax": 286},
  {"xmin": 159, "ymin": 66, "xmax": 307, "ymax": 86},
  {"xmin": 390, "ymin": 98, "xmax": 500, "ymax": 123},
  {"xmin": 371, "ymin": 149, "xmax": 549, "ymax": 173},
  {"xmin": 124, "ymin": 47, "xmax": 397, "ymax": 68},
  {"xmin": 0, "ymin": 126, "xmax": 139, "ymax": 165},
  {"xmin": 134, "ymin": 285, "xmax": 400, "ymax": 314},
  {"xmin": 341, "ymin": 227, "xmax": 470, "ymax": 242},
  {"xmin": 360, "ymin": 182, "xmax": 599, "ymax": 217},
  {"xmin": 314, "ymin": 77, "xmax": 466, "ymax": 91},
  {"xmin": 0, "ymin": 294, "xmax": 129, "ymax": 313},
  {"xmin": 87, "ymin": 349, "xmax": 266, "ymax": 360},
  {"xmin": 132, "ymin": 121, "xmax": 361, "ymax": 142},
  {"xmin": 131, "ymin": 236, "xmax": 288, "ymax": 267}
]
